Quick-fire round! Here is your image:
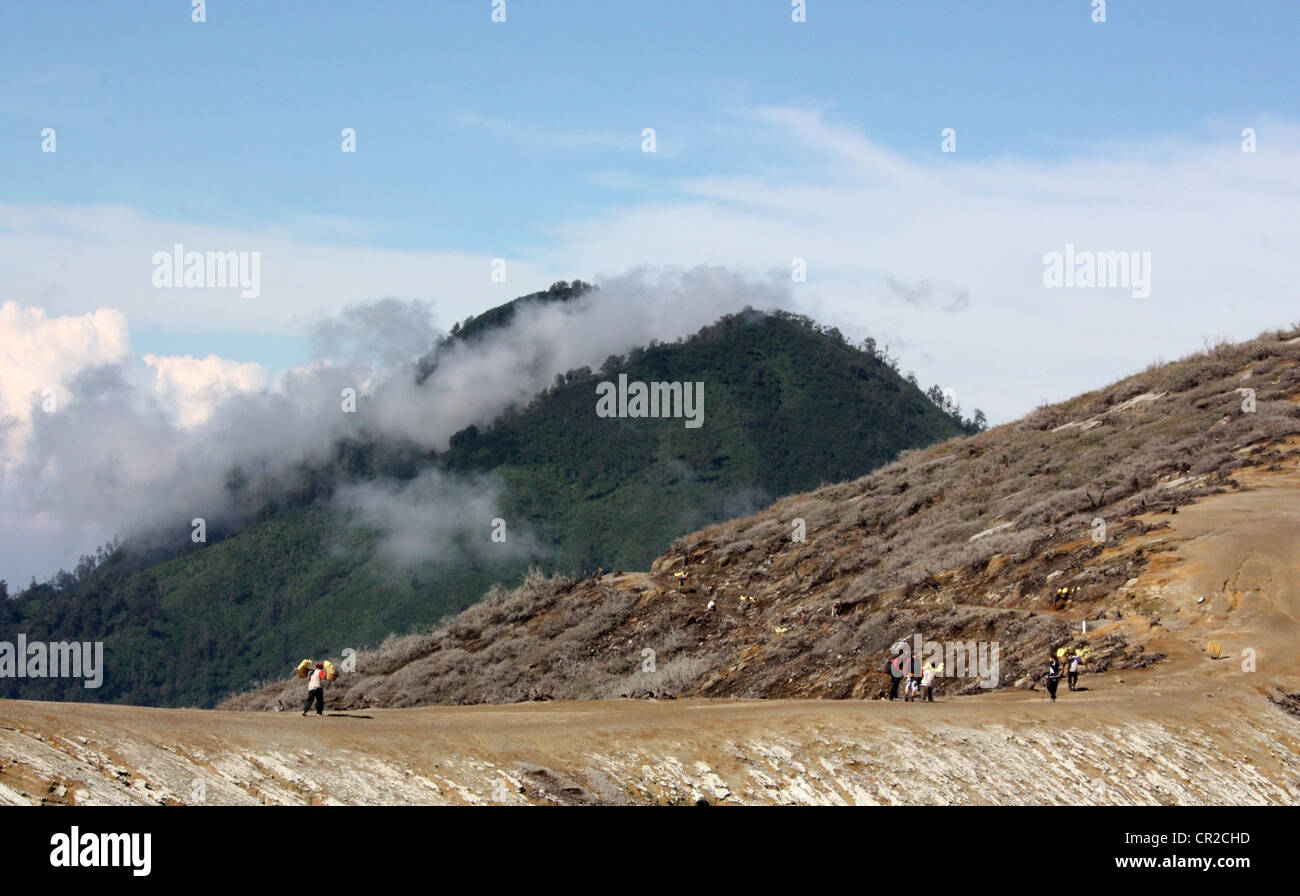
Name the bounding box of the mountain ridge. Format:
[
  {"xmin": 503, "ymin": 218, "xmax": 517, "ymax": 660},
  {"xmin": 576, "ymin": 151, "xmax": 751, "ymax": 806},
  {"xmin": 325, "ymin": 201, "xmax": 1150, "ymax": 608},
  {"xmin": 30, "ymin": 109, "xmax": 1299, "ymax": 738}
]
[
  {"xmin": 1, "ymin": 295, "xmax": 967, "ymax": 707},
  {"xmin": 225, "ymin": 325, "xmax": 1300, "ymax": 711}
]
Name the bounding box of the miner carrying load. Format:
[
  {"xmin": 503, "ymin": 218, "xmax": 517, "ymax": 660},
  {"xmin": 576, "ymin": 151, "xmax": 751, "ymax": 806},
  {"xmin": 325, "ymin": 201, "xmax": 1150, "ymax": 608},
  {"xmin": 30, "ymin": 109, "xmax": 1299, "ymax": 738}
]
[{"xmin": 298, "ymin": 658, "xmax": 336, "ymax": 716}]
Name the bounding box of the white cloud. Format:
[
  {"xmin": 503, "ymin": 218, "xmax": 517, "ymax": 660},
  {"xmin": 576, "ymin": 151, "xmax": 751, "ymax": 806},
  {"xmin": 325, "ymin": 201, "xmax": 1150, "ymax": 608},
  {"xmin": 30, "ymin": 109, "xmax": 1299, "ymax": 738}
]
[
  {"xmin": 0, "ymin": 302, "xmax": 271, "ymax": 581},
  {"xmin": 142, "ymin": 354, "xmax": 267, "ymax": 429},
  {"xmin": 0, "ymin": 301, "xmax": 132, "ymax": 426},
  {"xmin": 0, "ymin": 300, "xmax": 267, "ymax": 448}
]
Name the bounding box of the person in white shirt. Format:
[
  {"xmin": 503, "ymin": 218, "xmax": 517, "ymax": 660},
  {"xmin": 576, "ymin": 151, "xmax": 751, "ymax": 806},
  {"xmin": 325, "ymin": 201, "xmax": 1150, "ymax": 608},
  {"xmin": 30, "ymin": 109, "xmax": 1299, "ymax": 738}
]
[
  {"xmin": 921, "ymin": 663, "xmax": 937, "ymax": 702},
  {"xmin": 1067, "ymin": 652, "xmax": 1084, "ymax": 691},
  {"xmin": 302, "ymin": 662, "xmax": 325, "ymax": 716},
  {"xmin": 903, "ymin": 655, "xmax": 922, "ymax": 701}
]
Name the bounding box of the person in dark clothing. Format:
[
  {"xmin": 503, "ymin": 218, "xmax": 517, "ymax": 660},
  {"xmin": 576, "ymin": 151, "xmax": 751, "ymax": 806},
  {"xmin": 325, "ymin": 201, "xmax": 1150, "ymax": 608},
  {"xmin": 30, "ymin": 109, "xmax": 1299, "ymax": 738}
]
[
  {"xmin": 1045, "ymin": 656, "xmax": 1063, "ymax": 702},
  {"xmin": 302, "ymin": 661, "xmax": 326, "ymax": 716},
  {"xmin": 887, "ymin": 652, "xmax": 906, "ymax": 700}
]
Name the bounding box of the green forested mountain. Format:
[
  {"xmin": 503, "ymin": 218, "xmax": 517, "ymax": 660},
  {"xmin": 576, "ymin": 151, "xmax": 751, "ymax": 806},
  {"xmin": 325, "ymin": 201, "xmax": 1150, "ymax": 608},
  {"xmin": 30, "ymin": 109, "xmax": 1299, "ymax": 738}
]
[{"xmin": 0, "ymin": 299, "xmax": 972, "ymax": 707}]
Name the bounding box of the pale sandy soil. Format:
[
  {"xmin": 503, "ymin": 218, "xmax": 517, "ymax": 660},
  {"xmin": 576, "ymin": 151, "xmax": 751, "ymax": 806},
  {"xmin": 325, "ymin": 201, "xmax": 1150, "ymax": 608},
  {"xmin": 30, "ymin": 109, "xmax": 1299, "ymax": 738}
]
[{"xmin": 3, "ymin": 469, "xmax": 1298, "ymax": 805}]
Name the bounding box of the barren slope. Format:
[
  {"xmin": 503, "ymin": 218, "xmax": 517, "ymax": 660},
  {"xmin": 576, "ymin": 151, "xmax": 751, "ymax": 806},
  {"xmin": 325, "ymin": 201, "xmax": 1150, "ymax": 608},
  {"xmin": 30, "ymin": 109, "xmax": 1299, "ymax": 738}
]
[{"xmin": 4, "ymin": 465, "xmax": 1299, "ymax": 805}]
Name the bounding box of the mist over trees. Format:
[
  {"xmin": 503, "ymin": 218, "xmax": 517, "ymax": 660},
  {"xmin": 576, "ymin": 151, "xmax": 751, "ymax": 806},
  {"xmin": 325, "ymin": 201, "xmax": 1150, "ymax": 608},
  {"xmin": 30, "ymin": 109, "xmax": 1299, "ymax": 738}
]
[{"xmin": 0, "ymin": 301, "xmax": 970, "ymax": 706}]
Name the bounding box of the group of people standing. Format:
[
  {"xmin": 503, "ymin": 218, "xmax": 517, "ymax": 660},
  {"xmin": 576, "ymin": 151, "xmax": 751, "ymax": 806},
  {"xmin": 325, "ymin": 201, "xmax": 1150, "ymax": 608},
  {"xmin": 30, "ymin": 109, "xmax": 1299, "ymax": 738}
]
[
  {"xmin": 884, "ymin": 648, "xmax": 1086, "ymax": 703},
  {"xmin": 886, "ymin": 652, "xmax": 938, "ymax": 702},
  {"xmin": 1043, "ymin": 651, "xmax": 1086, "ymax": 701}
]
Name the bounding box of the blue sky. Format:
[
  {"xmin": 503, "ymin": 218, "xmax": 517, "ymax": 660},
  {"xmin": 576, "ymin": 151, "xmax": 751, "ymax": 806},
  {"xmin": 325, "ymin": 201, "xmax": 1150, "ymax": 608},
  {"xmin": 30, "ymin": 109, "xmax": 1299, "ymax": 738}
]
[{"xmin": 5, "ymin": 0, "xmax": 1295, "ymax": 254}]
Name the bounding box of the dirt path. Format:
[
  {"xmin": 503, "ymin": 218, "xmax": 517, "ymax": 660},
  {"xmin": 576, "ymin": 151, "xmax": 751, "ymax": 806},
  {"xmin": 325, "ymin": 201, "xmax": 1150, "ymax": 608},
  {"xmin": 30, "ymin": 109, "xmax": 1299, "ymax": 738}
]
[{"xmin": 3, "ymin": 469, "xmax": 1299, "ymax": 805}]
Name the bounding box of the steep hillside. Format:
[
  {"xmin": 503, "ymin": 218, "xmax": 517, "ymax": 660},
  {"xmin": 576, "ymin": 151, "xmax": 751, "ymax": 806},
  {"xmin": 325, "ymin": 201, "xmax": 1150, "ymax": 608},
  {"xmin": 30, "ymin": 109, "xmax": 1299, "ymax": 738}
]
[
  {"xmin": 227, "ymin": 327, "xmax": 1300, "ymax": 711},
  {"xmin": 439, "ymin": 309, "xmax": 967, "ymax": 572},
  {"xmin": 1, "ymin": 303, "xmax": 964, "ymax": 708},
  {"xmin": 10, "ymin": 456, "xmax": 1300, "ymax": 804}
]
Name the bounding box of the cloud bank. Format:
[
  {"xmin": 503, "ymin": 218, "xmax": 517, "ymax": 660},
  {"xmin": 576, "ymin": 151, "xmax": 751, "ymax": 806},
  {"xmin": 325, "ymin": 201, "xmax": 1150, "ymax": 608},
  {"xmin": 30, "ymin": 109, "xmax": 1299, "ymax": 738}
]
[{"xmin": 0, "ymin": 269, "xmax": 792, "ymax": 584}]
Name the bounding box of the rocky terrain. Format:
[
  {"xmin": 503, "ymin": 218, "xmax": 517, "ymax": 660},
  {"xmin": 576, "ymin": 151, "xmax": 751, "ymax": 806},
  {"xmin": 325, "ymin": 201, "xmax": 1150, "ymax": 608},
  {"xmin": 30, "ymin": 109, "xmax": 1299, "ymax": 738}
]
[{"xmin": 2, "ymin": 434, "xmax": 1298, "ymax": 806}]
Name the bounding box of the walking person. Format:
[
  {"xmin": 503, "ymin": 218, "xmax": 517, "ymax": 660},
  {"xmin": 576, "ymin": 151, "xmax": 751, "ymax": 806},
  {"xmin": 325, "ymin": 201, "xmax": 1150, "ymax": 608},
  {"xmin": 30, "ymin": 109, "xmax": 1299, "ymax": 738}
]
[
  {"xmin": 1044, "ymin": 655, "xmax": 1063, "ymax": 702},
  {"xmin": 302, "ymin": 661, "xmax": 326, "ymax": 716},
  {"xmin": 921, "ymin": 662, "xmax": 937, "ymax": 702},
  {"xmin": 1067, "ymin": 651, "xmax": 1084, "ymax": 691}
]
